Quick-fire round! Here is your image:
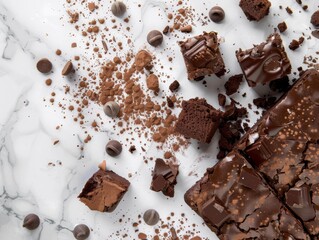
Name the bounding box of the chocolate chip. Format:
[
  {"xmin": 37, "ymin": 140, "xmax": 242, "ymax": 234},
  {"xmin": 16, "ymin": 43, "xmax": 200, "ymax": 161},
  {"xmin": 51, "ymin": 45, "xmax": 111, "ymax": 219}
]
[
  {"xmin": 62, "ymin": 61, "xmax": 74, "ymax": 76},
  {"xmin": 23, "ymin": 214, "xmax": 40, "ymax": 230},
  {"xmin": 147, "ymin": 30, "xmax": 163, "ymax": 47},
  {"xmin": 73, "ymin": 224, "xmax": 90, "ymax": 240},
  {"xmin": 277, "ymin": 21, "xmax": 287, "ymax": 33},
  {"xmin": 36, "ymin": 58, "xmax": 52, "ymax": 74},
  {"xmin": 106, "ymin": 140, "xmax": 122, "ymax": 157},
  {"xmin": 209, "ymin": 6, "xmax": 225, "ymax": 23},
  {"xmin": 103, "ymin": 101, "xmax": 120, "ymax": 117},
  {"xmin": 111, "ymin": 1, "xmax": 126, "ymax": 17},
  {"xmin": 169, "ymin": 80, "xmax": 180, "ymax": 92},
  {"xmin": 311, "ymin": 10, "xmax": 319, "ymax": 28},
  {"xmin": 143, "ymin": 209, "xmax": 160, "ymax": 226}
]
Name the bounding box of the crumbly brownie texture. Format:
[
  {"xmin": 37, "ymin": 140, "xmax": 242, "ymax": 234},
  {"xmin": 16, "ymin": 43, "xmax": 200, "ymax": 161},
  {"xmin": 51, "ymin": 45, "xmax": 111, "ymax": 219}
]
[
  {"xmin": 236, "ymin": 33, "xmax": 291, "ymax": 87},
  {"xmin": 239, "ymin": 0, "xmax": 271, "ymax": 21},
  {"xmin": 78, "ymin": 169, "xmax": 130, "ymax": 212},
  {"xmin": 175, "ymin": 98, "xmax": 221, "ymax": 143},
  {"xmin": 184, "ymin": 152, "xmax": 309, "ymax": 239},
  {"xmin": 179, "ymin": 32, "xmax": 226, "ymax": 80},
  {"xmin": 237, "ymin": 69, "xmax": 319, "ymax": 237}
]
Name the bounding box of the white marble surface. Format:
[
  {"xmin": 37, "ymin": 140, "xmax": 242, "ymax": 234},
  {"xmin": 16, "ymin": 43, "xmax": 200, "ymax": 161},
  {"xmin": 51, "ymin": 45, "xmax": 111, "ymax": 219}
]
[{"xmin": 0, "ymin": 0, "xmax": 318, "ymax": 239}]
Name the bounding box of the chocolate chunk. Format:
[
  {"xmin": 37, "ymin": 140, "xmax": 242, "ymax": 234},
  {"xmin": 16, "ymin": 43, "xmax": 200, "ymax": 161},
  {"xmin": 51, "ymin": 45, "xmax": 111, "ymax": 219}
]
[
  {"xmin": 150, "ymin": 158, "xmax": 179, "ymax": 197},
  {"xmin": 78, "ymin": 169, "xmax": 130, "ymax": 212},
  {"xmin": 253, "ymin": 97, "xmax": 277, "ymax": 110},
  {"xmin": 286, "ymin": 7, "xmax": 293, "ymax": 15},
  {"xmin": 238, "ymin": 166, "xmax": 262, "ymax": 190},
  {"xmin": 36, "ymin": 58, "xmax": 52, "ymax": 74},
  {"xmin": 175, "ymin": 98, "xmax": 221, "ymax": 143},
  {"xmin": 23, "ymin": 214, "xmax": 40, "ymax": 230},
  {"xmin": 143, "ymin": 209, "xmax": 160, "ymax": 226},
  {"xmin": 62, "ymin": 61, "xmax": 74, "ymax": 76},
  {"xmin": 236, "ymin": 33, "xmax": 291, "ymax": 87},
  {"xmin": 224, "ymin": 74, "xmax": 243, "ymax": 96},
  {"xmin": 202, "ymin": 196, "xmax": 229, "ymax": 227},
  {"xmin": 166, "ymin": 97, "xmax": 174, "ymax": 108},
  {"xmin": 179, "ymin": 32, "xmax": 226, "ymax": 80},
  {"xmin": 73, "ymin": 224, "xmax": 90, "ymax": 240},
  {"xmin": 169, "ymin": 80, "xmax": 180, "ymax": 92},
  {"xmin": 218, "ymin": 93, "xmax": 226, "ymax": 107},
  {"xmin": 239, "ymin": 0, "xmax": 271, "ymax": 21},
  {"xmin": 208, "ymin": 6, "xmax": 225, "ymax": 23},
  {"xmin": 129, "ymin": 145, "xmax": 136, "ymax": 153},
  {"xmin": 106, "ymin": 140, "xmax": 122, "ymax": 157},
  {"xmin": 311, "ymin": 10, "xmax": 319, "ymax": 28},
  {"xmin": 103, "ymin": 101, "xmax": 120, "ymax": 117},
  {"xmin": 289, "ymin": 39, "xmax": 300, "ymax": 50},
  {"xmin": 163, "ymin": 25, "xmax": 170, "ymax": 35},
  {"xmin": 111, "ymin": 1, "xmax": 126, "ymax": 17},
  {"xmin": 147, "ymin": 30, "xmax": 163, "ymax": 47},
  {"xmin": 245, "ymin": 137, "xmax": 273, "ymax": 167},
  {"xmin": 135, "ymin": 50, "xmax": 152, "ymax": 71},
  {"xmin": 277, "ymin": 21, "xmax": 287, "ymax": 33}
]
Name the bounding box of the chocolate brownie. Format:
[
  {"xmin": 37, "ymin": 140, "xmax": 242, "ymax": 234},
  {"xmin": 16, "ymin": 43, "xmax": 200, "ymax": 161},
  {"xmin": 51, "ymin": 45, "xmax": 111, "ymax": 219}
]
[
  {"xmin": 239, "ymin": 0, "xmax": 271, "ymax": 21},
  {"xmin": 175, "ymin": 98, "xmax": 221, "ymax": 143},
  {"xmin": 236, "ymin": 33, "xmax": 291, "ymax": 87},
  {"xmin": 78, "ymin": 169, "xmax": 130, "ymax": 212},
  {"xmin": 185, "ymin": 152, "xmax": 309, "ymax": 239},
  {"xmin": 179, "ymin": 32, "xmax": 226, "ymax": 80}
]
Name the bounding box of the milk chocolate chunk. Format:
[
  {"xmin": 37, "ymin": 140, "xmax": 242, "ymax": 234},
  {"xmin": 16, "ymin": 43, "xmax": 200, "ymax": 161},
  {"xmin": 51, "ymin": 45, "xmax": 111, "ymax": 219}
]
[
  {"xmin": 37, "ymin": 58, "xmax": 52, "ymax": 74},
  {"xmin": 78, "ymin": 169, "xmax": 130, "ymax": 212},
  {"xmin": 179, "ymin": 32, "xmax": 225, "ymax": 80},
  {"xmin": 239, "ymin": 0, "xmax": 271, "ymax": 21},
  {"xmin": 23, "ymin": 214, "xmax": 40, "ymax": 230},
  {"xmin": 175, "ymin": 98, "xmax": 221, "ymax": 143},
  {"xmin": 236, "ymin": 33, "xmax": 291, "ymax": 87},
  {"xmin": 150, "ymin": 159, "xmax": 178, "ymax": 197}
]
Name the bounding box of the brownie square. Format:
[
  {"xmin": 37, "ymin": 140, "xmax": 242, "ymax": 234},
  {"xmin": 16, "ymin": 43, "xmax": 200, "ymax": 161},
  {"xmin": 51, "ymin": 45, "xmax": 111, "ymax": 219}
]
[
  {"xmin": 78, "ymin": 169, "xmax": 130, "ymax": 212},
  {"xmin": 179, "ymin": 31, "xmax": 226, "ymax": 80},
  {"xmin": 175, "ymin": 98, "xmax": 221, "ymax": 143},
  {"xmin": 239, "ymin": 0, "xmax": 271, "ymax": 21},
  {"xmin": 236, "ymin": 33, "xmax": 291, "ymax": 87}
]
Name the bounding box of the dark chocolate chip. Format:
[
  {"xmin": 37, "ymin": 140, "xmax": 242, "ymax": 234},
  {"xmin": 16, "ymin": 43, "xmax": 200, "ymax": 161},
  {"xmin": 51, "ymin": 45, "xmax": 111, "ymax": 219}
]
[
  {"xmin": 62, "ymin": 61, "xmax": 74, "ymax": 76},
  {"xmin": 106, "ymin": 140, "xmax": 122, "ymax": 157},
  {"xmin": 37, "ymin": 58, "xmax": 52, "ymax": 74},
  {"xmin": 311, "ymin": 10, "xmax": 319, "ymax": 28},
  {"xmin": 111, "ymin": 1, "xmax": 126, "ymax": 17},
  {"xmin": 147, "ymin": 30, "xmax": 163, "ymax": 47},
  {"xmin": 209, "ymin": 6, "xmax": 225, "ymax": 23},
  {"xmin": 73, "ymin": 224, "xmax": 90, "ymax": 240},
  {"xmin": 169, "ymin": 80, "xmax": 180, "ymax": 92},
  {"xmin": 143, "ymin": 209, "xmax": 160, "ymax": 226},
  {"xmin": 23, "ymin": 214, "xmax": 40, "ymax": 230},
  {"xmin": 289, "ymin": 39, "xmax": 300, "ymax": 51},
  {"xmin": 201, "ymin": 196, "xmax": 229, "ymax": 227}
]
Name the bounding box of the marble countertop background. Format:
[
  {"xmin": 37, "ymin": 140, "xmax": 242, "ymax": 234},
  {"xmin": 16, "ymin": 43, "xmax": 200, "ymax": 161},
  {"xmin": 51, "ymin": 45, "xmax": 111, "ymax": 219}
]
[{"xmin": 0, "ymin": 0, "xmax": 318, "ymax": 239}]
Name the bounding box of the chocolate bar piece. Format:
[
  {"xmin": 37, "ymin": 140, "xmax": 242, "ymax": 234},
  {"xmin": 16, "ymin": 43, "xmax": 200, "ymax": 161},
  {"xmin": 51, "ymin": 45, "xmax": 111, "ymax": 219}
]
[
  {"xmin": 185, "ymin": 152, "xmax": 309, "ymax": 239},
  {"xmin": 179, "ymin": 32, "xmax": 226, "ymax": 80},
  {"xmin": 78, "ymin": 169, "xmax": 130, "ymax": 212},
  {"xmin": 238, "ymin": 69, "xmax": 319, "ymax": 236},
  {"xmin": 236, "ymin": 33, "xmax": 291, "ymax": 87},
  {"xmin": 175, "ymin": 98, "xmax": 221, "ymax": 143}
]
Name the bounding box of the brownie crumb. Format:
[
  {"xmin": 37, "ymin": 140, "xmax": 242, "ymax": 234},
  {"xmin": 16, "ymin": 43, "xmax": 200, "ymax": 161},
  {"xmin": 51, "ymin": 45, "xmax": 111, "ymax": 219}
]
[
  {"xmin": 129, "ymin": 145, "xmax": 136, "ymax": 153},
  {"xmin": 167, "ymin": 97, "xmax": 174, "ymax": 108},
  {"xmin": 269, "ymin": 76, "xmax": 291, "ymax": 92},
  {"xmin": 286, "ymin": 7, "xmax": 293, "ymax": 15},
  {"xmin": 289, "ymin": 39, "xmax": 300, "ymax": 50},
  {"xmin": 277, "ymin": 21, "xmax": 287, "ymax": 33},
  {"xmin": 253, "ymin": 97, "xmax": 277, "ymax": 110},
  {"xmin": 218, "ymin": 93, "xmax": 226, "ymax": 107},
  {"xmin": 169, "ymin": 80, "xmax": 180, "ymax": 92},
  {"xmin": 224, "ymin": 74, "xmax": 243, "ymax": 96}
]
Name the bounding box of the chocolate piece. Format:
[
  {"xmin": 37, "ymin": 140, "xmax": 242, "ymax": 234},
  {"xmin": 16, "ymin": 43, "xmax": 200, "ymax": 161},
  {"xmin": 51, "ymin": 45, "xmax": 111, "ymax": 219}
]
[
  {"xmin": 185, "ymin": 152, "xmax": 309, "ymax": 239},
  {"xmin": 218, "ymin": 93, "xmax": 226, "ymax": 107},
  {"xmin": 150, "ymin": 158, "xmax": 179, "ymax": 197},
  {"xmin": 147, "ymin": 30, "xmax": 163, "ymax": 47},
  {"xmin": 143, "ymin": 209, "xmax": 160, "ymax": 226},
  {"xmin": 103, "ymin": 101, "xmax": 120, "ymax": 117},
  {"xmin": 166, "ymin": 97, "xmax": 174, "ymax": 108},
  {"xmin": 239, "ymin": 0, "xmax": 271, "ymax": 21},
  {"xmin": 253, "ymin": 96, "xmax": 277, "ymax": 110},
  {"xmin": 135, "ymin": 50, "xmax": 152, "ymax": 71},
  {"xmin": 236, "ymin": 33, "xmax": 291, "ymax": 87},
  {"xmin": 78, "ymin": 169, "xmax": 130, "ymax": 212},
  {"xmin": 169, "ymin": 80, "xmax": 180, "ymax": 92},
  {"xmin": 311, "ymin": 10, "xmax": 319, "ymax": 28},
  {"xmin": 106, "ymin": 140, "xmax": 122, "ymax": 157},
  {"xmin": 111, "ymin": 1, "xmax": 126, "ymax": 17},
  {"xmin": 286, "ymin": 7, "xmax": 293, "ymax": 15},
  {"xmin": 269, "ymin": 76, "xmax": 290, "ymax": 92},
  {"xmin": 289, "ymin": 39, "xmax": 300, "ymax": 50},
  {"xmin": 224, "ymin": 74, "xmax": 243, "ymax": 96},
  {"xmin": 62, "ymin": 61, "xmax": 74, "ymax": 76},
  {"xmin": 36, "ymin": 58, "xmax": 52, "ymax": 74},
  {"xmin": 179, "ymin": 32, "xmax": 226, "ymax": 80},
  {"xmin": 208, "ymin": 6, "xmax": 225, "ymax": 23},
  {"xmin": 277, "ymin": 21, "xmax": 287, "ymax": 33},
  {"xmin": 73, "ymin": 224, "xmax": 90, "ymax": 240},
  {"xmin": 180, "ymin": 25, "xmax": 192, "ymax": 33},
  {"xmin": 128, "ymin": 145, "xmax": 136, "ymax": 153},
  {"xmin": 23, "ymin": 214, "xmax": 40, "ymax": 230},
  {"xmin": 146, "ymin": 74, "xmax": 159, "ymax": 92},
  {"xmin": 175, "ymin": 98, "xmax": 221, "ymax": 143}
]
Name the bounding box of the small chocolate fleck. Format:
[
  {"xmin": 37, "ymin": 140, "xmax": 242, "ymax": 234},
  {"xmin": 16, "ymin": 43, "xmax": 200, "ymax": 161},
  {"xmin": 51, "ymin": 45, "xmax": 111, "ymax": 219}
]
[
  {"xmin": 106, "ymin": 140, "xmax": 122, "ymax": 157},
  {"xmin": 37, "ymin": 58, "xmax": 52, "ymax": 74},
  {"xmin": 73, "ymin": 224, "xmax": 90, "ymax": 240},
  {"xmin": 103, "ymin": 101, "xmax": 120, "ymax": 117},
  {"xmin": 143, "ymin": 209, "xmax": 160, "ymax": 226},
  {"xmin": 147, "ymin": 30, "xmax": 163, "ymax": 47},
  {"xmin": 23, "ymin": 214, "xmax": 40, "ymax": 230},
  {"xmin": 62, "ymin": 61, "xmax": 74, "ymax": 76},
  {"xmin": 218, "ymin": 93, "xmax": 226, "ymax": 107},
  {"xmin": 111, "ymin": 1, "xmax": 126, "ymax": 17},
  {"xmin": 209, "ymin": 6, "xmax": 225, "ymax": 23}
]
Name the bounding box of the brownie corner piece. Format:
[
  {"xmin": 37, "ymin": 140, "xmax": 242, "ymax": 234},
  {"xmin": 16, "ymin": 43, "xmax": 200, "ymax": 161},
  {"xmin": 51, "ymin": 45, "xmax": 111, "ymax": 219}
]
[
  {"xmin": 179, "ymin": 31, "xmax": 226, "ymax": 80},
  {"xmin": 236, "ymin": 32, "xmax": 291, "ymax": 87},
  {"xmin": 175, "ymin": 98, "xmax": 221, "ymax": 143},
  {"xmin": 239, "ymin": 0, "xmax": 271, "ymax": 21},
  {"xmin": 78, "ymin": 169, "xmax": 130, "ymax": 212}
]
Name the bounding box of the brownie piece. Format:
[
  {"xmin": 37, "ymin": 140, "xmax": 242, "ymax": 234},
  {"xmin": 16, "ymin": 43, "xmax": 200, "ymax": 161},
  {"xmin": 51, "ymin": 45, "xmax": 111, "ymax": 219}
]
[
  {"xmin": 236, "ymin": 33, "xmax": 291, "ymax": 87},
  {"xmin": 237, "ymin": 69, "xmax": 319, "ymax": 237},
  {"xmin": 179, "ymin": 32, "xmax": 225, "ymax": 80},
  {"xmin": 78, "ymin": 169, "xmax": 130, "ymax": 212},
  {"xmin": 185, "ymin": 152, "xmax": 309, "ymax": 239},
  {"xmin": 175, "ymin": 98, "xmax": 221, "ymax": 143},
  {"xmin": 224, "ymin": 74, "xmax": 243, "ymax": 95},
  {"xmin": 150, "ymin": 158, "xmax": 179, "ymax": 197},
  {"xmin": 239, "ymin": 0, "xmax": 271, "ymax": 21}
]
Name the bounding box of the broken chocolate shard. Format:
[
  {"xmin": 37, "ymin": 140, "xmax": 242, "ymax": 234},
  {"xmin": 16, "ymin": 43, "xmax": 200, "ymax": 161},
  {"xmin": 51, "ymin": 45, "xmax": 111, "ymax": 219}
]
[
  {"xmin": 238, "ymin": 166, "xmax": 262, "ymax": 190},
  {"xmin": 245, "ymin": 137, "xmax": 273, "ymax": 167},
  {"xmin": 201, "ymin": 196, "xmax": 229, "ymax": 228}
]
